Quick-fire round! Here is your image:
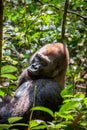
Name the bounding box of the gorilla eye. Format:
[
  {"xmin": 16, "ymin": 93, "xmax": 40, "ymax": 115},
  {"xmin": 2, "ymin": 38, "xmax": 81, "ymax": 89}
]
[
  {"xmin": 34, "ymin": 54, "xmax": 48, "ymax": 66},
  {"xmin": 31, "ymin": 57, "xmax": 38, "ymax": 64},
  {"xmin": 40, "ymin": 60, "xmax": 48, "ymax": 66}
]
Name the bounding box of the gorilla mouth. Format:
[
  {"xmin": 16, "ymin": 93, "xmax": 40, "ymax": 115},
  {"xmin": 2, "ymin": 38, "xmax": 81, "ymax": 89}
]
[
  {"xmin": 27, "ymin": 67, "xmax": 40, "ymax": 77},
  {"xmin": 27, "ymin": 68, "xmax": 33, "ymax": 75}
]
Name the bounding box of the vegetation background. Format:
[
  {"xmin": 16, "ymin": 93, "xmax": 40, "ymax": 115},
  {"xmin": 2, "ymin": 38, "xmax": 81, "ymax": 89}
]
[{"xmin": 0, "ymin": 0, "xmax": 87, "ymax": 130}]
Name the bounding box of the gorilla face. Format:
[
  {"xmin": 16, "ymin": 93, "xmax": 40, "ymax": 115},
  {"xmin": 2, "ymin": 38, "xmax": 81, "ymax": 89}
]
[{"xmin": 27, "ymin": 52, "xmax": 59, "ymax": 79}]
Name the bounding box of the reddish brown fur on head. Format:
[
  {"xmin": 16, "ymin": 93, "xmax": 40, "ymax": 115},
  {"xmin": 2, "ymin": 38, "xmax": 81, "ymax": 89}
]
[
  {"xmin": 40, "ymin": 43, "xmax": 69, "ymax": 88},
  {"xmin": 29, "ymin": 43, "xmax": 69, "ymax": 88}
]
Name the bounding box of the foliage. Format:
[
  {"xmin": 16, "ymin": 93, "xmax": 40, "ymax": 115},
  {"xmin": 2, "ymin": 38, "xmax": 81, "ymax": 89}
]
[
  {"xmin": 0, "ymin": 117, "xmax": 28, "ymax": 130},
  {"xmin": 29, "ymin": 85, "xmax": 87, "ymax": 130},
  {"xmin": 1, "ymin": 65, "xmax": 17, "ymax": 80},
  {"xmin": 0, "ymin": 0, "xmax": 87, "ymax": 129},
  {"xmin": 0, "ymin": 65, "xmax": 17, "ymax": 96},
  {"xmin": 1, "ymin": 85, "xmax": 86, "ymax": 130}
]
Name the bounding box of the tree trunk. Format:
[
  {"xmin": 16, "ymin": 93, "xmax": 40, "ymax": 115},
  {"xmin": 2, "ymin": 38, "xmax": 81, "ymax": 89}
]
[{"xmin": 0, "ymin": 0, "xmax": 3, "ymax": 83}]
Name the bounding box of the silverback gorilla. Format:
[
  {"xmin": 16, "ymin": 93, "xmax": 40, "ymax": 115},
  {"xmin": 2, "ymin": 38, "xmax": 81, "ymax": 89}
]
[
  {"xmin": 18, "ymin": 43, "xmax": 69, "ymax": 89},
  {"xmin": 0, "ymin": 43, "xmax": 69, "ymax": 130}
]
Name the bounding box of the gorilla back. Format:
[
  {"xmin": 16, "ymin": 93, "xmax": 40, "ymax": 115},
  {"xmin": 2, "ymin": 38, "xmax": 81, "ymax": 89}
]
[{"xmin": 0, "ymin": 79, "xmax": 63, "ymax": 123}]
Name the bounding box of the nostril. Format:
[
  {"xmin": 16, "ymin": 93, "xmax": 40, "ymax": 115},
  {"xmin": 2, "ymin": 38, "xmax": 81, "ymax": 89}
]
[
  {"xmin": 27, "ymin": 63, "xmax": 38, "ymax": 71},
  {"xmin": 32, "ymin": 64, "xmax": 38, "ymax": 69}
]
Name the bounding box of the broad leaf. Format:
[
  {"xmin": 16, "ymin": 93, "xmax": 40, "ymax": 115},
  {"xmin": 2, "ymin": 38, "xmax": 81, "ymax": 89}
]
[
  {"xmin": 32, "ymin": 106, "xmax": 54, "ymax": 117},
  {"xmin": 1, "ymin": 74, "xmax": 17, "ymax": 80},
  {"xmin": 8, "ymin": 117, "xmax": 23, "ymax": 124},
  {"xmin": 1, "ymin": 65, "xmax": 17, "ymax": 74}
]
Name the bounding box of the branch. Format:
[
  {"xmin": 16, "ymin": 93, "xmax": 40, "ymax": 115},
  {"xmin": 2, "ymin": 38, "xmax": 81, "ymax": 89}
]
[
  {"xmin": 73, "ymin": 113, "xmax": 82, "ymax": 127},
  {"xmin": 61, "ymin": 0, "xmax": 69, "ymax": 43},
  {"xmin": 37, "ymin": 0, "xmax": 44, "ymax": 5},
  {"xmin": 67, "ymin": 10, "xmax": 87, "ymax": 20}
]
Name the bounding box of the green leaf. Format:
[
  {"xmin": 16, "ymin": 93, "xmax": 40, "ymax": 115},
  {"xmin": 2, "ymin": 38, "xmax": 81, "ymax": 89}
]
[
  {"xmin": 61, "ymin": 84, "xmax": 73, "ymax": 98},
  {"xmin": 1, "ymin": 65, "xmax": 17, "ymax": 74},
  {"xmin": 0, "ymin": 87, "xmax": 13, "ymax": 96},
  {"xmin": 8, "ymin": 117, "xmax": 23, "ymax": 124},
  {"xmin": 1, "ymin": 74, "xmax": 17, "ymax": 80},
  {"xmin": 0, "ymin": 124, "xmax": 10, "ymax": 130},
  {"xmin": 32, "ymin": 125, "xmax": 47, "ymax": 129},
  {"xmin": 32, "ymin": 106, "xmax": 54, "ymax": 117},
  {"xmin": 30, "ymin": 120, "xmax": 47, "ymax": 129},
  {"xmin": 59, "ymin": 101, "xmax": 79, "ymax": 114},
  {"xmin": 0, "ymin": 90, "xmax": 5, "ymax": 96},
  {"xmin": 74, "ymin": 93, "xmax": 84, "ymax": 99},
  {"xmin": 57, "ymin": 113, "xmax": 73, "ymax": 120},
  {"xmin": 84, "ymin": 98, "xmax": 87, "ymax": 107},
  {"xmin": 12, "ymin": 123, "xmax": 28, "ymax": 127},
  {"xmin": 30, "ymin": 120, "xmax": 40, "ymax": 128}
]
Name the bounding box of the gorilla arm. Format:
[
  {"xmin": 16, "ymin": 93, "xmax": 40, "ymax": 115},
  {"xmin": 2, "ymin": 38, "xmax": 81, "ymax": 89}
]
[
  {"xmin": 17, "ymin": 68, "xmax": 31, "ymax": 87},
  {"xmin": 0, "ymin": 79, "xmax": 62, "ymax": 123}
]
